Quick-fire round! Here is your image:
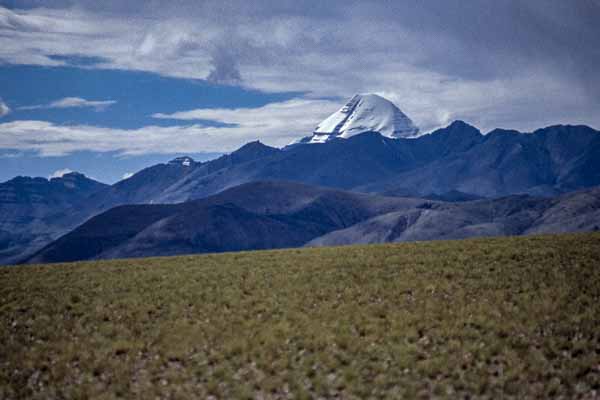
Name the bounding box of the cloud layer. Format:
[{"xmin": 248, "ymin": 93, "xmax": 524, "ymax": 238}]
[
  {"xmin": 20, "ymin": 97, "xmax": 116, "ymax": 111},
  {"xmin": 0, "ymin": 99, "xmax": 338, "ymax": 156},
  {"xmin": 1, "ymin": 1, "xmax": 599, "ymax": 154}
]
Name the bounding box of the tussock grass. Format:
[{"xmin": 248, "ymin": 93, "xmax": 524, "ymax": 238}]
[{"xmin": 1, "ymin": 233, "xmax": 600, "ymax": 398}]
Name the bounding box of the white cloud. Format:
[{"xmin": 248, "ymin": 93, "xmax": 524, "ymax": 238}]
[
  {"xmin": 20, "ymin": 97, "xmax": 116, "ymax": 111},
  {"xmin": 0, "ymin": 99, "xmax": 10, "ymax": 117},
  {"xmin": 121, "ymin": 172, "xmax": 134, "ymax": 180},
  {"xmin": 0, "ymin": 6, "xmax": 214, "ymax": 77},
  {"xmin": 153, "ymin": 98, "xmax": 337, "ymax": 131},
  {"xmin": 0, "ymin": 83, "xmax": 596, "ymax": 159},
  {"xmin": 48, "ymin": 168, "xmax": 73, "ymax": 179},
  {"xmin": 0, "ymin": 2, "xmax": 598, "ymax": 145},
  {"xmin": 0, "ymin": 98, "xmax": 338, "ymax": 156}
]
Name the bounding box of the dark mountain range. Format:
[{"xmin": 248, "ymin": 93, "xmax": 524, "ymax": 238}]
[
  {"xmin": 0, "ymin": 173, "xmax": 107, "ymax": 264},
  {"xmin": 361, "ymin": 123, "xmax": 600, "ymax": 197},
  {"xmin": 26, "ymin": 181, "xmax": 427, "ymax": 263},
  {"xmin": 72, "ymin": 140, "xmax": 281, "ymax": 215},
  {"xmin": 101, "ymin": 121, "xmax": 600, "ymax": 206},
  {"xmin": 26, "ymin": 182, "xmax": 600, "ymax": 264},
  {"xmin": 2, "ymin": 120, "xmax": 600, "ymax": 265}
]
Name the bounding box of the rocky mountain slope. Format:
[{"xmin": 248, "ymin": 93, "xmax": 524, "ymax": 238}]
[
  {"xmin": 308, "ymin": 187, "xmax": 600, "ymax": 247},
  {"xmin": 26, "ymin": 181, "xmax": 428, "ymax": 263},
  {"xmin": 26, "ymin": 182, "xmax": 600, "ymax": 264},
  {"xmin": 0, "ymin": 172, "xmax": 107, "ymax": 264},
  {"xmin": 127, "ymin": 121, "xmax": 600, "ymax": 203}
]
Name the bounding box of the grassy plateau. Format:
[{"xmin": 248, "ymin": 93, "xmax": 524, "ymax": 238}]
[{"xmin": 1, "ymin": 233, "xmax": 600, "ymax": 399}]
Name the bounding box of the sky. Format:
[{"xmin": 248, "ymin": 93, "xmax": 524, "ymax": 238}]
[{"xmin": 1, "ymin": 0, "xmax": 599, "ymax": 183}]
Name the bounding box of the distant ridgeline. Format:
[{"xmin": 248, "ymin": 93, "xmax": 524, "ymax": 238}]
[{"xmin": 2, "ymin": 94, "xmax": 600, "ymax": 264}]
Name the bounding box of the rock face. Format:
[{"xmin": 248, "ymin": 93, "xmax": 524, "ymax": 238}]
[{"xmin": 304, "ymin": 94, "xmax": 419, "ymax": 143}]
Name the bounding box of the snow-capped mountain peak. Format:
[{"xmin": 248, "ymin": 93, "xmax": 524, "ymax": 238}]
[{"xmin": 309, "ymin": 94, "xmax": 419, "ymax": 143}]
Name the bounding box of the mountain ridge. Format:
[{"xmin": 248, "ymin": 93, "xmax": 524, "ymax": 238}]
[
  {"xmin": 26, "ymin": 181, "xmax": 428, "ymax": 263},
  {"xmin": 2, "ymin": 119, "xmax": 600, "ymax": 265},
  {"xmin": 25, "ymin": 181, "xmax": 600, "ymax": 264},
  {"xmin": 0, "ymin": 172, "xmax": 108, "ymax": 264}
]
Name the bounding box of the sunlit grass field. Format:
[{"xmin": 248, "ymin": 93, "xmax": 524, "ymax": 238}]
[{"xmin": 1, "ymin": 233, "xmax": 599, "ymax": 399}]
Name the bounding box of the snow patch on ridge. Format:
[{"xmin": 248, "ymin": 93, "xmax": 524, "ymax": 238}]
[{"xmin": 168, "ymin": 157, "xmax": 194, "ymax": 166}]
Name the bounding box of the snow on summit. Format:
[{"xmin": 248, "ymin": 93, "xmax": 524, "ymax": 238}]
[{"xmin": 312, "ymin": 94, "xmax": 419, "ymax": 142}]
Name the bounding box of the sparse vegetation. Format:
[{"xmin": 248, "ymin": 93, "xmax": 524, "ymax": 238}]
[{"xmin": 1, "ymin": 233, "xmax": 600, "ymax": 399}]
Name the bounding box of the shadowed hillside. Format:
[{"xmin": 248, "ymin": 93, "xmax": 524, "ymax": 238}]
[
  {"xmin": 0, "ymin": 173, "xmax": 108, "ymax": 264},
  {"xmin": 26, "ymin": 182, "xmax": 600, "ymax": 264},
  {"xmin": 26, "ymin": 181, "xmax": 427, "ymax": 263}
]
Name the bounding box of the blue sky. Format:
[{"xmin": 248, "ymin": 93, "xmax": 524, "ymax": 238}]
[
  {"xmin": 0, "ymin": 58, "xmax": 304, "ymax": 182},
  {"xmin": 0, "ymin": 62, "xmax": 299, "ymax": 129},
  {"xmin": 1, "ymin": 1, "xmax": 599, "ymax": 183}
]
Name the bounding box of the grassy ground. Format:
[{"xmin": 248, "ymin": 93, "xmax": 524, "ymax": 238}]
[{"xmin": 1, "ymin": 233, "xmax": 600, "ymax": 399}]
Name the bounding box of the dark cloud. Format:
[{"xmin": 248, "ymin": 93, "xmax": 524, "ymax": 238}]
[
  {"xmin": 101, "ymin": 1, "xmax": 600, "ymax": 100},
  {"xmin": 6, "ymin": 0, "xmax": 599, "ymax": 88},
  {"xmin": 2, "ymin": 0, "xmax": 600, "ymax": 130},
  {"xmin": 206, "ymin": 47, "xmax": 242, "ymax": 85},
  {"xmin": 355, "ymin": 1, "xmax": 600, "ymax": 99},
  {"xmin": 47, "ymin": 54, "xmax": 109, "ymax": 66}
]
